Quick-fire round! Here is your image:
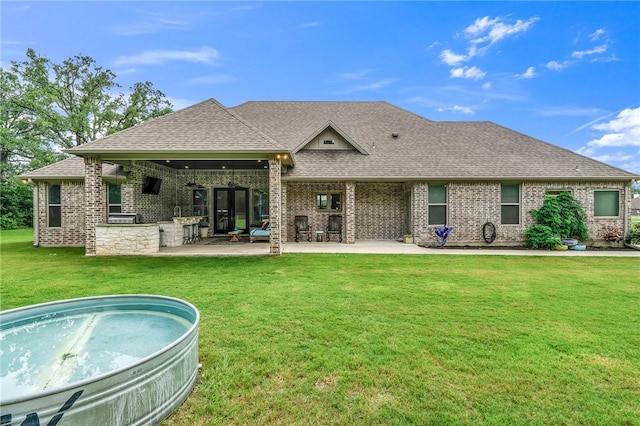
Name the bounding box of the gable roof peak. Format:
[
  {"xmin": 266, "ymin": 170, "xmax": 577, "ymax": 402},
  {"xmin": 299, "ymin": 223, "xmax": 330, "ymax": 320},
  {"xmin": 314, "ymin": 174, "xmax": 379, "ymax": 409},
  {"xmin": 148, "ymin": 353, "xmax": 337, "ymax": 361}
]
[{"xmin": 293, "ymin": 120, "xmax": 369, "ymax": 155}]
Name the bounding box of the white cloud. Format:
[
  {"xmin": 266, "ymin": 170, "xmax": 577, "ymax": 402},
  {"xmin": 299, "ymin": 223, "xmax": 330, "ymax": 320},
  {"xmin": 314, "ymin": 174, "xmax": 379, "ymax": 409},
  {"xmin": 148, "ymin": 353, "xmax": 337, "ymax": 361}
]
[
  {"xmin": 450, "ymin": 66, "xmax": 486, "ymax": 80},
  {"xmin": 110, "ymin": 13, "xmax": 190, "ymax": 36},
  {"xmin": 463, "ymin": 16, "xmax": 500, "ymax": 38},
  {"xmin": 547, "ymin": 60, "xmax": 569, "ymax": 71},
  {"xmin": 355, "ymin": 78, "xmax": 396, "ymax": 91},
  {"xmin": 518, "ymin": 66, "xmax": 536, "ymax": 79},
  {"xmin": 572, "ymin": 44, "xmax": 608, "ymax": 59},
  {"xmin": 538, "ymin": 106, "xmax": 605, "ymax": 117},
  {"xmin": 591, "ymin": 152, "xmax": 634, "ymax": 163},
  {"xmin": 113, "ymin": 47, "xmax": 219, "ymax": 66},
  {"xmin": 437, "ymin": 105, "xmax": 475, "ymax": 115},
  {"xmin": 337, "ymin": 70, "xmax": 372, "ymax": 80},
  {"xmin": 336, "ymin": 78, "xmax": 397, "ymax": 94},
  {"xmin": 466, "ymin": 16, "xmax": 539, "ymax": 46},
  {"xmin": 440, "ymin": 49, "xmax": 469, "ymax": 66},
  {"xmin": 439, "ymin": 15, "xmax": 538, "ymax": 73},
  {"xmin": 482, "ymin": 82, "xmax": 492, "ymax": 90},
  {"xmin": 589, "ymin": 29, "xmax": 606, "ymax": 41},
  {"xmin": 587, "ymin": 107, "xmax": 640, "ymax": 148}
]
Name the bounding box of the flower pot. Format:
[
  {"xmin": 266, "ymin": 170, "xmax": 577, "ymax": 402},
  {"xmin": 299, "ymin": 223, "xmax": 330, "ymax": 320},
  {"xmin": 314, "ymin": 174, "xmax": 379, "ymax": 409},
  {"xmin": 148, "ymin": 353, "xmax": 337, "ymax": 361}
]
[
  {"xmin": 403, "ymin": 236, "xmax": 413, "ymax": 244},
  {"xmin": 200, "ymin": 227, "xmax": 209, "ymax": 238}
]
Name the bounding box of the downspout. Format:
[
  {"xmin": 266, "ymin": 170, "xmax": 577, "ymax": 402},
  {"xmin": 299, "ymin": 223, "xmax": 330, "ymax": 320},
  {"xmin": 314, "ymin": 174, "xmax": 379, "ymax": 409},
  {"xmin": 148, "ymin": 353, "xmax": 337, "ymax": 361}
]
[{"xmin": 33, "ymin": 180, "xmax": 40, "ymax": 247}]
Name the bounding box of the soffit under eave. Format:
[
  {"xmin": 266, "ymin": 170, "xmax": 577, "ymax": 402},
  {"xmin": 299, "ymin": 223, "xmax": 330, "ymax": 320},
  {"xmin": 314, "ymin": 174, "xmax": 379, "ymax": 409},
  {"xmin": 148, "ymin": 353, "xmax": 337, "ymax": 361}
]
[
  {"xmin": 291, "ymin": 121, "xmax": 369, "ymax": 155},
  {"xmin": 281, "ymin": 176, "xmax": 638, "ymax": 183},
  {"xmin": 62, "ymin": 150, "xmax": 296, "ymax": 166}
]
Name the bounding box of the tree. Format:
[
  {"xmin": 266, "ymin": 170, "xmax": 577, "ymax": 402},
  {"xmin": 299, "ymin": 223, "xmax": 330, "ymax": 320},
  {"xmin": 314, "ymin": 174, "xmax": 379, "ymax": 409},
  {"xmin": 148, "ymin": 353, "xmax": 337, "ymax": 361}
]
[
  {"xmin": 0, "ymin": 68, "xmax": 63, "ymax": 182},
  {"xmin": 0, "ymin": 49, "xmax": 173, "ymax": 229},
  {"xmin": 9, "ymin": 49, "xmax": 172, "ymax": 150}
]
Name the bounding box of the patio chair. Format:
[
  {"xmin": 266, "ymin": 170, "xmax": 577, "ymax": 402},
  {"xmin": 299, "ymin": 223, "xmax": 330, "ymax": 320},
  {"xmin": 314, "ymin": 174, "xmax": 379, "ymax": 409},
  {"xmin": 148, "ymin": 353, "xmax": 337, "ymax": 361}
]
[
  {"xmin": 294, "ymin": 215, "xmax": 313, "ymax": 242},
  {"xmin": 326, "ymin": 214, "xmax": 343, "ymax": 242}
]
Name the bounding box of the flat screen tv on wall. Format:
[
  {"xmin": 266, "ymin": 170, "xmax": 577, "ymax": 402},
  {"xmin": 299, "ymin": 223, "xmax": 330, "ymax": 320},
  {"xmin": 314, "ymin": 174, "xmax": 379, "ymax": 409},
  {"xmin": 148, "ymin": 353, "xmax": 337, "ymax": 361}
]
[{"xmin": 142, "ymin": 176, "xmax": 162, "ymax": 195}]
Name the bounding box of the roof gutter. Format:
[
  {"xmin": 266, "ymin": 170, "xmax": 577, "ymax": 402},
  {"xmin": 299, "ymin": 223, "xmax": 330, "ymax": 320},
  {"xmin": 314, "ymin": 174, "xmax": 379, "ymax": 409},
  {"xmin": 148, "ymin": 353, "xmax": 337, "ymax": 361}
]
[
  {"xmin": 282, "ymin": 175, "xmax": 640, "ymax": 183},
  {"xmin": 62, "ymin": 150, "xmax": 296, "ymax": 166}
]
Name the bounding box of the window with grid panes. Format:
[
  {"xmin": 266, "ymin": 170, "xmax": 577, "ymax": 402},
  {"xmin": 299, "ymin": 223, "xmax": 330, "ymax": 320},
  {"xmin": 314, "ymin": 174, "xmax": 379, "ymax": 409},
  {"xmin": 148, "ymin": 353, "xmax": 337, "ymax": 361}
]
[
  {"xmin": 428, "ymin": 184, "xmax": 447, "ymax": 225},
  {"xmin": 501, "ymin": 183, "xmax": 520, "ymax": 224},
  {"xmin": 48, "ymin": 184, "xmax": 61, "ymax": 227}
]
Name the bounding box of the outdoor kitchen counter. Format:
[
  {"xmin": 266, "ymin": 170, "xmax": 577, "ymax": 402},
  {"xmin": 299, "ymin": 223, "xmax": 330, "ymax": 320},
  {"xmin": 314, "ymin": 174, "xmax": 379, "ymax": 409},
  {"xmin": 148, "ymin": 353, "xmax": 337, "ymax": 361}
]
[{"xmin": 95, "ymin": 223, "xmax": 160, "ymax": 255}]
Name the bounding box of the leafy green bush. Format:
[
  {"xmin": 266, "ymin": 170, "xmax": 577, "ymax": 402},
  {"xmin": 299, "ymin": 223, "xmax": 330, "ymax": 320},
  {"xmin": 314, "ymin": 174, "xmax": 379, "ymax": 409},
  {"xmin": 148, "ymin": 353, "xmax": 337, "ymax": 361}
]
[
  {"xmin": 529, "ymin": 192, "xmax": 589, "ymax": 240},
  {"xmin": 524, "ymin": 224, "xmax": 563, "ymax": 249},
  {"xmin": 624, "ymin": 222, "xmax": 640, "ymax": 245},
  {"xmin": 0, "ymin": 180, "xmax": 33, "ymax": 229}
]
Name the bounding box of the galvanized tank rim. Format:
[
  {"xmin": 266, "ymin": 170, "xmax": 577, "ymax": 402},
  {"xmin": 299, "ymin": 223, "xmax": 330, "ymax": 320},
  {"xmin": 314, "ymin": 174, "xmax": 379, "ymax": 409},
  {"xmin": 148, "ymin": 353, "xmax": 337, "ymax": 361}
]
[{"xmin": 0, "ymin": 294, "xmax": 200, "ymax": 406}]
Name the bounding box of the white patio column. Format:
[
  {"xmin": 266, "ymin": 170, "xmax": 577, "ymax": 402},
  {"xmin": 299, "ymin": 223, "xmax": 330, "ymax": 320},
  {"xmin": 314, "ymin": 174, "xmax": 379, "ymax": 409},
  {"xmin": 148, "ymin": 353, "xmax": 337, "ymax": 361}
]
[
  {"xmin": 268, "ymin": 158, "xmax": 282, "ymax": 254},
  {"xmin": 84, "ymin": 157, "xmax": 105, "ymax": 255},
  {"xmin": 345, "ymin": 181, "xmax": 355, "ymax": 244}
]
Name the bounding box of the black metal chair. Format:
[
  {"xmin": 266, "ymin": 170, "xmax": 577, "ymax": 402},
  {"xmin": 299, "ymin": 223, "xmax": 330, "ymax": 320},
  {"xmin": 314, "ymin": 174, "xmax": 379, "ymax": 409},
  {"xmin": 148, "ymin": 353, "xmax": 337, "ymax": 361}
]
[
  {"xmin": 326, "ymin": 214, "xmax": 342, "ymax": 242},
  {"xmin": 294, "ymin": 215, "xmax": 312, "ymax": 242}
]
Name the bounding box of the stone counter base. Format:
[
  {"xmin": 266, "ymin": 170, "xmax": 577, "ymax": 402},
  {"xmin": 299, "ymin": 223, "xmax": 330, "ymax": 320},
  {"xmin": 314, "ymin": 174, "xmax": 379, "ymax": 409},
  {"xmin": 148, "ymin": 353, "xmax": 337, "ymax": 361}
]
[{"xmin": 96, "ymin": 224, "xmax": 159, "ymax": 255}]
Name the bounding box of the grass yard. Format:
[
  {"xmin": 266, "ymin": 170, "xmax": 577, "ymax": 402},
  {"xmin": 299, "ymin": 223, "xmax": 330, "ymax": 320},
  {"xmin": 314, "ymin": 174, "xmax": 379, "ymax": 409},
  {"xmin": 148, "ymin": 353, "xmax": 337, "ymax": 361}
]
[{"xmin": 1, "ymin": 229, "xmax": 639, "ymax": 425}]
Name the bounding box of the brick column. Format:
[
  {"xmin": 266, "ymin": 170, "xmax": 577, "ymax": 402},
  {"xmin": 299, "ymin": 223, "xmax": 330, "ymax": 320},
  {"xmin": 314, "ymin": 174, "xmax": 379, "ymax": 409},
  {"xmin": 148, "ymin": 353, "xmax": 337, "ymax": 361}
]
[
  {"xmin": 84, "ymin": 157, "xmax": 105, "ymax": 255},
  {"xmin": 345, "ymin": 181, "xmax": 356, "ymax": 244},
  {"xmin": 412, "ymin": 183, "xmax": 429, "ymax": 244},
  {"xmin": 281, "ymin": 182, "xmax": 288, "ymax": 244},
  {"xmin": 268, "ymin": 158, "xmax": 282, "ymax": 254}
]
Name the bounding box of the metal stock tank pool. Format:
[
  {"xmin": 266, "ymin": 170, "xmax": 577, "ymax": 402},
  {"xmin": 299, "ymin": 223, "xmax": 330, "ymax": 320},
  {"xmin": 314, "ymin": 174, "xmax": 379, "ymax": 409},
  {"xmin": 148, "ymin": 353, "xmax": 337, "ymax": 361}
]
[{"xmin": 0, "ymin": 295, "xmax": 200, "ymax": 425}]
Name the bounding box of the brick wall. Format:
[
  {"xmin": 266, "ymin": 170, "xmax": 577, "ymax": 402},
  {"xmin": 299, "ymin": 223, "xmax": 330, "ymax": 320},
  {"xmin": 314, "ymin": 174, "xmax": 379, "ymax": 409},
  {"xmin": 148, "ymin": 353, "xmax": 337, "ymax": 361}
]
[
  {"xmin": 354, "ymin": 182, "xmax": 407, "ymax": 240},
  {"xmin": 32, "ymin": 169, "xmax": 632, "ymax": 249},
  {"xmin": 35, "ymin": 181, "xmax": 86, "ymax": 247},
  {"xmin": 286, "ymin": 181, "xmax": 407, "ymax": 241},
  {"xmin": 124, "ymin": 161, "xmax": 269, "ymax": 223},
  {"xmin": 413, "ymin": 180, "xmax": 631, "ymax": 246}
]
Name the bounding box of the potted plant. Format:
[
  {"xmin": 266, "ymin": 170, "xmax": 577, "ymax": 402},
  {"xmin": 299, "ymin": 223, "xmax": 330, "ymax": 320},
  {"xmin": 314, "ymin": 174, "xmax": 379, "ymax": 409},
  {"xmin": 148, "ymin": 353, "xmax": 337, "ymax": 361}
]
[
  {"xmin": 199, "ymin": 218, "xmax": 209, "ymax": 239},
  {"xmin": 403, "ymin": 234, "xmax": 414, "ymax": 244}
]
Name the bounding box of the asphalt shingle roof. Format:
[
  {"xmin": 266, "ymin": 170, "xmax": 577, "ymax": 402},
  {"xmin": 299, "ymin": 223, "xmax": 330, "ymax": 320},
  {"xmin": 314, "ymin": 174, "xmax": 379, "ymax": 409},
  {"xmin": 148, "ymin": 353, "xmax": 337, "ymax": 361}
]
[
  {"xmin": 20, "ymin": 157, "xmax": 118, "ymax": 179},
  {"xmin": 231, "ymin": 101, "xmax": 637, "ymax": 180},
  {"xmin": 30, "ymin": 98, "xmax": 636, "ymax": 181},
  {"xmin": 66, "ymin": 99, "xmax": 283, "ymax": 155}
]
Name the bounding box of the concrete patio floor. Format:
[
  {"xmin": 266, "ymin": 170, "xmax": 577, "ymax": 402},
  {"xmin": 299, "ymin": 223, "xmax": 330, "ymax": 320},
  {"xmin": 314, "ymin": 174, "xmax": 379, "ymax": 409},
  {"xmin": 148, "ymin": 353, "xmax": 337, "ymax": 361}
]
[{"xmin": 155, "ymin": 238, "xmax": 640, "ymax": 257}]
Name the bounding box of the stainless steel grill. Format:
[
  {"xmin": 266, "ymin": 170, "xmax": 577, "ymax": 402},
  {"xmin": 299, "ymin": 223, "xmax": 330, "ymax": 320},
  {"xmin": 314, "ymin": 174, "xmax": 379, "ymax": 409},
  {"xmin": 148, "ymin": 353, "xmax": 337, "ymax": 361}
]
[{"xmin": 107, "ymin": 213, "xmax": 138, "ymax": 224}]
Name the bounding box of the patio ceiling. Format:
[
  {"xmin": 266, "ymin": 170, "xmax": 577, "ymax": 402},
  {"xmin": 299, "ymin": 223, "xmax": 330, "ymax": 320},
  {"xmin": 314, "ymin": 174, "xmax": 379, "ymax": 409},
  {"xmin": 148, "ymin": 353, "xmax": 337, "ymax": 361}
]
[{"xmin": 148, "ymin": 159, "xmax": 269, "ymax": 170}]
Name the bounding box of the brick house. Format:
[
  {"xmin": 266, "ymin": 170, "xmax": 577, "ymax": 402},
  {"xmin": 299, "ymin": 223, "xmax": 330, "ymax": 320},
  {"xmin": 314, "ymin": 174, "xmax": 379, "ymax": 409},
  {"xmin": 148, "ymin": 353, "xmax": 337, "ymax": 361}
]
[{"xmin": 21, "ymin": 98, "xmax": 639, "ymax": 255}]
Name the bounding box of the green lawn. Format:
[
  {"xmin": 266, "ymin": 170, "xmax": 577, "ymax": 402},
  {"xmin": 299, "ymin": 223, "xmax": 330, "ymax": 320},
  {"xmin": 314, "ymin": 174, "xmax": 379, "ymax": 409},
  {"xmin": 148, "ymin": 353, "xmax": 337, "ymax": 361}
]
[{"xmin": 1, "ymin": 229, "xmax": 639, "ymax": 425}]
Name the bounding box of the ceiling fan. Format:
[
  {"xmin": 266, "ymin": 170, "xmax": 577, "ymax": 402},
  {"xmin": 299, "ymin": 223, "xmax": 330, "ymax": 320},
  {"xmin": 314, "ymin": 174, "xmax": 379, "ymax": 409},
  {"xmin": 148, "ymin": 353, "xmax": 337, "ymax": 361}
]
[
  {"xmin": 227, "ymin": 165, "xmax": 245, "ymax": 189},
  {"xmin": 184, "ymin": 165, "xmax": 204, "ymax": 188}
]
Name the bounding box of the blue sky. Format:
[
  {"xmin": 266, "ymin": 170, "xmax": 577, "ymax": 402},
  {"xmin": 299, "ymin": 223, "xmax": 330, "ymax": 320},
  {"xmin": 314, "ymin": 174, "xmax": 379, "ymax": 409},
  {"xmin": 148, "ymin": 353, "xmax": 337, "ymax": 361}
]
[{"xmin": 2, "ymin": 1, "xmax": 639, "ymax": 174}]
